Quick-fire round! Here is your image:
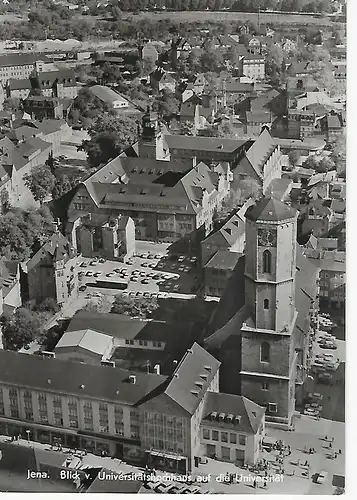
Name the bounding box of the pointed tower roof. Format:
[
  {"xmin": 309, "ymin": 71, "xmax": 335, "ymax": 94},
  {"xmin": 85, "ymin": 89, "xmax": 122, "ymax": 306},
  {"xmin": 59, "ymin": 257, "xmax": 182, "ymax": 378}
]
[{"xmin": 245, "ymin": 197, "xmax": 296, "ymax": 222}]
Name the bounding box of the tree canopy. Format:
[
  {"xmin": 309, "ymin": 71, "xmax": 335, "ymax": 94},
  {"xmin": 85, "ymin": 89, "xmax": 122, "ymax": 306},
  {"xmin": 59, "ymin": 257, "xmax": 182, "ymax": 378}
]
[
  {"xmin": 0, "ymin": 206, "xmax": 54, "ymax": 261},
  {"xmin": 111, "ymin": 294, "xmax": 158, "ymax": 319},
  {"xmin": 23, "ymin": 165, "xmax": 56, "ymax": 204}
]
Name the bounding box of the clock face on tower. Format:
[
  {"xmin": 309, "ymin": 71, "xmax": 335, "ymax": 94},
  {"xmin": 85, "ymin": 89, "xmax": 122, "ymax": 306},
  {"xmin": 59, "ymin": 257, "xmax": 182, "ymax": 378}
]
[{"xmin": 258, "ymin": 228, "xmax": 277, "ymax": 247}]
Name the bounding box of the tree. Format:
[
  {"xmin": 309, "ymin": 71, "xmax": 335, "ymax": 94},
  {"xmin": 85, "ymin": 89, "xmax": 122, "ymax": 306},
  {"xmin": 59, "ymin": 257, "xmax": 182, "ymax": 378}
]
[
  {"xmin": 237, "ymin": 177, "xmax": 262, "ymax": 204},
  {"xmin": 1, "ymin": 307, "xmax": 42, "ymax": 351},
  {"xmin": 84, "ymin": 296, "xmax": 113, "ymax": 313},
  {"xmin": 2, "ymin": 97, "xmax": 21, "ymax": 113},
  {"xmin": 81, "ymin": 114, "xmax": 139, "ymax": 167},
  {"xmin": 302, "ymin": 155, "xmax": 319, "ymax": 170},
  {"xmin": 288, "ymin": 150, "xmax": 301, "ymax": 169},
  {"xmin": 316, "ymin": 156, "xmax": 335, "ymax": 173},
  {"xmin": 24, "ymin": 165, "xmax": 56, "ymax": 204},
  {"xmin": 52, "ymin": 175, "xmax": 75, "ymax": 200},
  {"xmin": 111, "ymin": 295, "xmax": 158, "ymax": 319},
  {"xmin": 330, "ymin": 134, "xmax": 346, "ymax": 177},
  {"xmin": 0, "ymin": 188, "xmax": 10, "ymax": 214},
  {"xmin": 0, "ymin": 207, "xmax": 54, "ymax": 261}
]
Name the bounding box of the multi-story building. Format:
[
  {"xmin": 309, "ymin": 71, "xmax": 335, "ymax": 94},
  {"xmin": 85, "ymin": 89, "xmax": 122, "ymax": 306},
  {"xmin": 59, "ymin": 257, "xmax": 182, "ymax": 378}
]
[
  {"xmin": 200, "ymin": 393, "xmax": 265, "ymax": 465},
  {"xmin": 24, "ymin": 232, "xmax": 79, "ymax": 306},
  {"xmin": 22, "ymin": 96, "xmax": 64, "ymax": 121},
  {"xmin": 0, "ymin": 53, "xmax": 56, "ymax": 85},
  {"xmin": 68, "ymin": 154, "xmax": 230, "ymax": 243},
  {"xmin": 287, "ymin": 109, "xmax": 318, "ymax": 139},
  {"xmin": 6, "ymin": 69, "xmax": 79, "ymax": 100},
  {"xmin": 0, "ymin": 342, "xmax": 225, "ymax": 472},
  {"xmin": 66, "ymin": 214, "xmax": 135, "ymax": 261},
  {"xmin": 242, "ymin": 55, "xmax": 265, "ymax": 81},
  {"xmin": 204, "ymin": 251, "xmax": 242, "ymax": 297}
]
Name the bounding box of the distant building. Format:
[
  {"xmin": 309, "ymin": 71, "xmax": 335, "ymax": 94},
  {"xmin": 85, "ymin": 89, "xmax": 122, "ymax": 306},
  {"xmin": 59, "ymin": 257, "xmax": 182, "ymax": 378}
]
[
  {"xmin": 149, "ymin": 68, "xmax": 176, "ymax": 93},
  {"xmin": 242, "ymin": 55, "xmax": 265, "ymax": 81},
  {"xmin": 88, "ymin": 85, "xmax": 130, "ymax": 110},
  {"xmin": 0, "ymin": 53, "xmax": 55, "ymax": 85},
  {"xmin": 22, "ymin": 96, "xmax": 64, "ymax": 121},
  {"xmin": 24, "ymin": 232, "xmax": 79, "ymax": 306},
  {"xmin": 0, "ymin": 260, "xmax": 22, "ymax": 316},
  {"xmin": 6, "ymin": 69, "xmax": 79, "ymax": 101}
]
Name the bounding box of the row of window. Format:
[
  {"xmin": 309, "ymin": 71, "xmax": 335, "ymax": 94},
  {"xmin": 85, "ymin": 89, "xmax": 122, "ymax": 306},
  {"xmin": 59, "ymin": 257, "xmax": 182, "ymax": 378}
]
[{"xmin": 203, "ymin": 429, "xmax": 247, "ymax": 446}]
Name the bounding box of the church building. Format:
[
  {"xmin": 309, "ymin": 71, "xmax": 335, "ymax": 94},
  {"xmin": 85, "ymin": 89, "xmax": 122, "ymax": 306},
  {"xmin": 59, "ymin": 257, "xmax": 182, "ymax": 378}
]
[{"xmin": 204, "ymin": 197, "xmax": 319, "ymax": 429}]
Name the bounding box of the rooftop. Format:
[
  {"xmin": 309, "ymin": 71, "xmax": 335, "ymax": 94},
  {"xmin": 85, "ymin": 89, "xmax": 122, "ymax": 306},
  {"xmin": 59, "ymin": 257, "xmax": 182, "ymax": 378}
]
[
  {"xmin": 205, "ymin": 250, "xmax": 242, "ymax": 271},
  {"xmin": 88, "ymin": 85, "xmax": 129, "ymax": 105},
  {"xmin": 0, "ymin": 350, "xmax": 167, "ymax": 406},
  {"xmin": 164, "ymin": 134, "xmax": 248, "ymax": 154},
  {"xmin": 245, "ymin": 197, "xmax": 296, "ymax": 222},
  {"xmin": 54, "ymin": 329, "xmax": 113, "ymax": 356},
  {"xmin": 202, "ymin": 392, "xmax": 265, "ymax": 434}
]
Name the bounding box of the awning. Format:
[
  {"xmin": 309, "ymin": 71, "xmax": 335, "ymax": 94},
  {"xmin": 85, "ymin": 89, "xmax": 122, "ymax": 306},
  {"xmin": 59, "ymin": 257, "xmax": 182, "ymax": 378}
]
[
  {"xmin": 145, "ymin": 449, "xmax": 187, "ymax": 461},
  {"xmin": 0, "ymin": 417, "xmax": 78, "ymax": 436}
]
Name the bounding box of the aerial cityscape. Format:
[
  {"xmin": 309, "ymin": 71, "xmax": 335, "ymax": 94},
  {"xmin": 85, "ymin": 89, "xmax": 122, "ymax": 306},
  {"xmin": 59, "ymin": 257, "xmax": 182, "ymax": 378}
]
[{"xmin": 0, "ymin": 0, "xmax": 346, "ymax": 495}]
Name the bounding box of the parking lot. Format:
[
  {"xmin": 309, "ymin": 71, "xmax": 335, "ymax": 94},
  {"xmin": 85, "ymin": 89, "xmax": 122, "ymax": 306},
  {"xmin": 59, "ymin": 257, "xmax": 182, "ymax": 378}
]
[{"xmin": 76, "ymin": 246, "xmax": 200, "ymax": 303}]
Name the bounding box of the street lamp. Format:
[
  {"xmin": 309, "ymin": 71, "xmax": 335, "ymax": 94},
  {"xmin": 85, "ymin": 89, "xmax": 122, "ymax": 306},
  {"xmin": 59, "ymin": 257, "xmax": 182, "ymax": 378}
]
[{"xmin": 26, "ymin": 430, "xmax": 31, "ymax": 446}]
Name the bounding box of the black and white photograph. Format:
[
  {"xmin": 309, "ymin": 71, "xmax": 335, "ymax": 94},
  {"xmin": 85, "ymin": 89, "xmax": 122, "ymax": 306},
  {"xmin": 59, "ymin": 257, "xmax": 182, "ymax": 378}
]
[{"xmin": 0, "ymin": 0, "xmax": 347, "ymax": 495}]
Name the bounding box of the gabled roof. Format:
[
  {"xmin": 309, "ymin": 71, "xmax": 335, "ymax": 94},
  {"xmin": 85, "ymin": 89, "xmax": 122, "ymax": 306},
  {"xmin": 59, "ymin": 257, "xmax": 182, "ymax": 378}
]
[
  {"xmin": 243, "ymin": 128, "xmax": 276, "ymax": 177},
  {"xmin": 205, "ymin": 250, "xmax": 242, "ymax": 271},
  {"xmin": 164, "ymin": 134, "xmax": 248, "ymax": 154},
  {"xmin": 26, "ymin": 232, "xmax": 74, "ymax": 271},
  {"xmin": 245, "ymin": 197, "xmax": 296, "ymax": 222},
  {"xmin": 202, "ymin": 392, "xmax": 265, "ymax": 434},
  {"xmin": 163, "ymin": 343, "xmax": 220, "ymax": 415},
  {"xmin": 54, "ymin": 329, "xmax": 113, "ymax": 356}
]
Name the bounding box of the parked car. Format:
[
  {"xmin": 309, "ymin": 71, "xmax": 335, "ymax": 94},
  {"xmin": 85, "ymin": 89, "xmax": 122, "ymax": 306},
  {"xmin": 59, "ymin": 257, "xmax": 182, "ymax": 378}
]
[
  {"xmin": 143, "ymin": 292, "xmax": 151, "ymax": 298},
  {"xmin": 99, "ymin": 258, "xmax": 105, "ymax": 263},
  {"xmin": 106, "ymin": 272, "xmax": 115, "ymax": 277},
  {"xmin": 139, "ymin": 253, "xmax": 148, "ymax": 259},
  {"xmin": 141, "ymin": 262, "xmax": 149, "ymax": 267},
  {"xmin": 154, "ymin": 254, "xmax": 161, "ymax": 259},
  {"xmin": 139, "ymin": 271, "xmax": 147, "ymax": 277},
  {"xmin": 89, "ymin": 261, "xmax": 96, "ymax": 266},
  {"xmin": 80, "ymin": 262, "xmax": 88, "ymax": 268},
  {"xmin": 127, "ymin": 259, "xmax": 134, "ymax": 265},
  {"xmin": 86, "ymin": 271, "xmax": 93, "ymax": 277},
  {"xmin": 91, "ymin": 292, "xmax": 102, "ymax": 298},
  {"xmin": 177, "ymin": 255, "xmax": 185, "ymax": 262},
  {"xmin": 154, "ymin": 483, "xmax": 167, "ymax": 493},
  {"xmin": 148, "ymin": 263, "xmax": 156, "ymax": 268},
  {"xmin": 304, "ymin": 408, "xmax": 319, "ymax": 417},
  {"xmin": 157, "ymin": 262, "xmax": 165, "ymax": 269},
  {"xmin": 113, "ymin": 268, "xmax": 122, "ymax": 273},
  {"xmin": 141, "ymin": 279, "xmax": 150, "ymax": 284},
  {"xmin": 173, "ymin": 284, "xmax": 181, "ymax": 291},
  {"xmin": 153, "ymin": 273, "xmax": 161, "ymax": 279},
  {"xmin": 178, "ymin": 266, "xmax": 185, "ymax": 272},
  {"xmin": 79, "ymin": 285, "xmax": 87, "ymax": 291},
  {"xmin": 316, "ymin": 471, "xmax": 328, "ymax": 484},
  {"xmin": 308, "ymin": 392, "xmax": 323, "ymax": 402},
  {"xmin": 323, "ymin": 353, "xmax": 334, "ymax": 360},
  {"xmin": 94, "ymin": 272, "xmax": 101, "ymax": 277},
  {"xmin": 128, "ymin": 291, "xmax": 136, "ymax": 297},
  {"xmin": 130, "ymin": 276, "xmax": 139, "ymax": 282}
]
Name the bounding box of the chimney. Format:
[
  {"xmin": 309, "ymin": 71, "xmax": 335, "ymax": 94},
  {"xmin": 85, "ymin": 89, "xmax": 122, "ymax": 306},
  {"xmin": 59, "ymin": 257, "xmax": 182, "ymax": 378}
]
[
  {"xmin": 192, "ymin": 156, "xmax": 197, "ymax": 167},
  {"xmin": 129, "ymin": 375, "xmax": 136, "ymax": 384},
  {"xmin": 154, "ymin": 364, "xmax": 160, "ymax": 375}
]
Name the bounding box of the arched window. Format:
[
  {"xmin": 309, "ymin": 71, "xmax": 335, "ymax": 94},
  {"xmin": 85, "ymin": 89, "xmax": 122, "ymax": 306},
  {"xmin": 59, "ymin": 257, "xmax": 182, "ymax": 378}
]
[
  {"xmin": 263, "ymin": 250, "xmax": 271, "ymax": 274},
  {"xmin": 260, "ymin": 342, "xmax": 270, "ymax": 363},
  {"xmin": 264, "ymin": 299, "xmax": 269, "ymax": 310}
]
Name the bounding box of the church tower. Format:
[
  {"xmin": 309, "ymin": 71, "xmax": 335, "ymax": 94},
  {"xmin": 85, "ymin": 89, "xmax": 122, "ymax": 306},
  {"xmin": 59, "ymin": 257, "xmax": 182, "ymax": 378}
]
[
  {"xmin": 240, "ymin": 197, "xmax": 298, "ymax": 428},
  {"xmin": 138, "ymin": 107, "xmax": 169, "ymax": 160}
]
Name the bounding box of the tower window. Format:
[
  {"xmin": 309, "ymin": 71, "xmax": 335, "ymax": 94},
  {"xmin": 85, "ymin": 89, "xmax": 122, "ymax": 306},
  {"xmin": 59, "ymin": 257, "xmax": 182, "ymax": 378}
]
[
  {"xmin": 260, "ymin": 342, "xmax": 270, "ymax": 363},
  {"xmin": 264, "ymin": 299, "xmax": 269, "ymax": 309},
  {"xmin": 263, "ymin": 250, "xmax": 271, "ymax": 273},
  {"xmin": 262, "ymin": 381, "xmax": 269, "ymax": 391}
]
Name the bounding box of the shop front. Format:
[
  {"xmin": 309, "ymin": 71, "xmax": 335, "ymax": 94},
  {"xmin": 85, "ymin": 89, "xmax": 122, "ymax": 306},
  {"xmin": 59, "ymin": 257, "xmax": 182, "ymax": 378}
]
[{"xmin": 145, "ymin": 449, "xmax": 188, "ymax": 474}]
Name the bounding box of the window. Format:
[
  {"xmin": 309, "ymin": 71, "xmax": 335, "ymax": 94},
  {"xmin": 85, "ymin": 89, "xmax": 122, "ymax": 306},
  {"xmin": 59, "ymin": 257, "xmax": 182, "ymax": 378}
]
[
  {"xmin": 268, "ymin": 403, "xmax": 278, "ymax": 413},
  {"xmin": 69, "ymin": 419, "xmax": 78, "ymax": 428},
  {"xmin": 11, "ymin": 409, "xmax": 19, "ymax": 418},
  {"xmin": 239, "ymin": 435, "xmax": 246, "ymax": 446},
  {"xmin": 212, "ymin": 430, "xmax": 219, "ymax": 441},
  {"xmin": 221, "ymin": 431, "xmax": 228, "ymax": 443},
  {"xmin": 230, "ymin": 433, "xmax": 237, "ymax": 444},
  {"xmin": 262, "ymin": 381, "xmax": 269, "ymax": 391},
  {"xmin": 203, "ymin": 428, "xmax": 210, "ymax": 440},
  {"xmin": 263, "ymin": 250, "xmax": 271, "ymax": 273},
  {"xmin": 264, "ymin": 299, "xmax": 269, "ymax": 309},
  {"xmin": 25, "ymin": 411, "xmax": 33, "ymax": 421},
  {"xmin": 260, "ymin": 342, "xmax": 270, "ymax": 363}
]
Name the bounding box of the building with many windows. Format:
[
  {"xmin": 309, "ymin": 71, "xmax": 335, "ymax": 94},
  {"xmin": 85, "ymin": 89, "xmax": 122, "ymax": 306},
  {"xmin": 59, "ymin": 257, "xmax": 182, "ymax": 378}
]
[{"xmin": 0, "ymin": 53, "xmax": 55, "ymax": 85}]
